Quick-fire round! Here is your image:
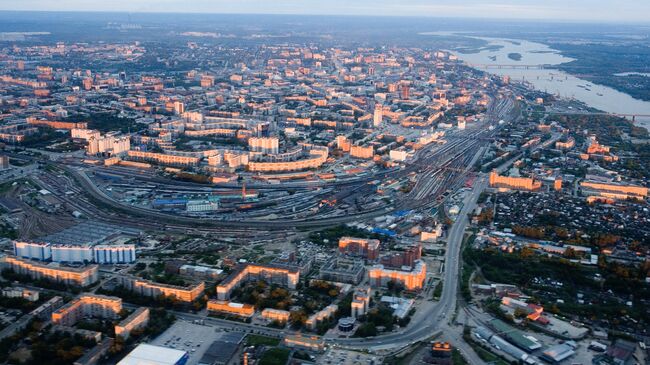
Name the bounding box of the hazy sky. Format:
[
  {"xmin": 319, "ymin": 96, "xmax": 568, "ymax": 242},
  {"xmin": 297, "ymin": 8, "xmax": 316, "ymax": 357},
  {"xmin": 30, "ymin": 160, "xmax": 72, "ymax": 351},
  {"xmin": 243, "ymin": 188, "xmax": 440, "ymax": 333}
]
[{"xmin": 0, "ymin": 0, "xmax": 648, "ymax": 23}]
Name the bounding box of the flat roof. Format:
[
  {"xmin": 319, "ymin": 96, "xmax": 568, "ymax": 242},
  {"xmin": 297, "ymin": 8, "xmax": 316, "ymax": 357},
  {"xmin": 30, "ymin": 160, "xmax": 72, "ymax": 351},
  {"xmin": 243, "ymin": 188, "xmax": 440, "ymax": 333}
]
[
  {"xmin": 39, "ymin": 221, "xmax": 142, "ymax": 246},
  {"xmin": 117, "ymin": 344, "xmax": 188, "ymax": 365}
]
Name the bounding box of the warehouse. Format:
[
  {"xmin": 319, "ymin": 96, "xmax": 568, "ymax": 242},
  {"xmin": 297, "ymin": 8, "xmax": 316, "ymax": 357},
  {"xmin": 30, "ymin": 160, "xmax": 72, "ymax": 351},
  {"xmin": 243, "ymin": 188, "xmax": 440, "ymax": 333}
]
[{"xmin": 118, "ymin": 344, "xmax": 189, "ymax": 365}]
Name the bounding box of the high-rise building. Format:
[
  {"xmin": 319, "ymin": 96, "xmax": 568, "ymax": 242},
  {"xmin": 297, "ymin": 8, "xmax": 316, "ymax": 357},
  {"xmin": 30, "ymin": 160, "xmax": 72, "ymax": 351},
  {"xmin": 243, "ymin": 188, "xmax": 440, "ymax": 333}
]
[
  {"xmin": 373, "ymin": 104, "xmax": 383, "ymax": 127},
  {"xmin": 351, "ymin": 287, "xmax": 371, "ymax": 318},
  {"xmin": 173, "ymin": 101, "xmax": 185, "ymax": 115},
  {"xmin": 400, "ymin": 84, "xmax": 410, "ymax": 100},
  {"xmin": 248, "ymin": 137, "xmax": 279, "ymax": 154},
  {"xmin": 0, "ymin": 155, "xmax": 9, "ymax": 169}
]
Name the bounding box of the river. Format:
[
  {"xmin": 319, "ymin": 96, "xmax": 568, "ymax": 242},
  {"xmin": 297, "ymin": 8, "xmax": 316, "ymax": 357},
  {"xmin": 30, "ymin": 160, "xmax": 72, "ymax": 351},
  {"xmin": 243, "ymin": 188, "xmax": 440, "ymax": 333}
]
[{"xmin": 423, "ymin": 33, "xmax": 650, "ymax": 129}]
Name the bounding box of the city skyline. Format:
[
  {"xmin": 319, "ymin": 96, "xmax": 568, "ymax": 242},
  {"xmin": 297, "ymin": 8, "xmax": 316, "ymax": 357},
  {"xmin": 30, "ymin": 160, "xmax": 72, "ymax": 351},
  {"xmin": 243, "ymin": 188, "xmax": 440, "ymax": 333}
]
[
  {"xmin": 0, "ymin": 4, "xmax": 648, "ymax": 365},
  {"xmin": 1, "ymin": 0, "xmax": 649, "ymax": 23}
]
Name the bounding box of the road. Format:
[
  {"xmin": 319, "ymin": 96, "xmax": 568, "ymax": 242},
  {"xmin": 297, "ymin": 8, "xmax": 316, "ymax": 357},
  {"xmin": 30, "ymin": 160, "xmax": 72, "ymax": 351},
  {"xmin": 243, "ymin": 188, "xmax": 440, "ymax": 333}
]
[{"xmin": 327, "ymin": 174, "xmax": 489, "ymax": 353}]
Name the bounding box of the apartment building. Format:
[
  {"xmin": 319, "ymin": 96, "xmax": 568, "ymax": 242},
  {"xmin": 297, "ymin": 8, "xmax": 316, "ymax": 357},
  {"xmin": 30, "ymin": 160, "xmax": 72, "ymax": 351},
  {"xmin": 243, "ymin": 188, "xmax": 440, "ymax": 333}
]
[
  {"xmin": 216, "ymin": 263, "xmax": 299, "ymax": 300},
  {"xmin": 3, "ymin": 256, "xmax": 99, "ymax": 287},
  {"xmin": 51, "ymin": 294, "xmax": 122, "ymax": 326}
]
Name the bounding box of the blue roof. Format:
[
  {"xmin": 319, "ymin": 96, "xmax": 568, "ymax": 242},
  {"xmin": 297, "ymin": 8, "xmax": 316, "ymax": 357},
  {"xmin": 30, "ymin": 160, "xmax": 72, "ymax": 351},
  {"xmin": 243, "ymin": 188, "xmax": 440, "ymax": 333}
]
[
  {"xmin": 372, "ymin": 228, "xmax": 397, "ymax": 237},
  {"xmin": 394, "ymin": 210, "xmax": 411, "ymax": 217},
  {"xmin": 153, "ymin": 199, "xmax": 187, "ymax": 205}
]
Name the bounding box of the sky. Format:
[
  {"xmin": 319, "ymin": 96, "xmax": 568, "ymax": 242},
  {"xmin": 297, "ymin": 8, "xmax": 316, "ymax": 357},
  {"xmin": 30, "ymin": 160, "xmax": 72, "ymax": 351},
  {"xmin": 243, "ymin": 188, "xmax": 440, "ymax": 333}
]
[{"xmin": 0, "ymin": 0, "xmax": 648, "ymax": 23}]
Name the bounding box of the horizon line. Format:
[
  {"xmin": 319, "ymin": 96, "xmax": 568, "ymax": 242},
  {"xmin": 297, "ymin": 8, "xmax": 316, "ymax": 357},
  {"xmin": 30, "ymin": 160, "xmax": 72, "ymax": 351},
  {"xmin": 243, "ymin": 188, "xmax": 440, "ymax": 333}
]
[{"xmin": 0, "ymin": 9, "xmax": 648, "ymax": 26}]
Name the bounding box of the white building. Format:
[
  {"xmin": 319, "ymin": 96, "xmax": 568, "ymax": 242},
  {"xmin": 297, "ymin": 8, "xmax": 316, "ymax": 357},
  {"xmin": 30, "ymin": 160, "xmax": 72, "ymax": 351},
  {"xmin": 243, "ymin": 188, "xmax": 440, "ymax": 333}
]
[
  {"xmin": 51, "ymin": 245, "xmax": 94, "ymax": 263},
  {"xmin": 373, "ymin": 103, "xmax": 383, "ymax": 127},
  {"xmin": 118, "ymin": 344, "xmax": 189, "ymax": 365},
  {"xmin": 249, "ymin": 137, "xmax": 279, "ymax": 154},
  {"xmin": 94, "ymin": 244, "xmax": 136, "ymax": 264},
  {"xmin": 71, "ymin": 128, "xmax": 100, "ymax": 141},
  {"xmin": 186, "ymin": 199, "xmax": 219, "ymax": 212},
  {"xmin": 13, "ymin": 241, "xmax": 136, "ymax": 264},
  {"xmin": 14, "ymin": 241, "xmax": 52, "ymax": 261},
  {"xmin": 87, "ymin": 135, "xmax": 130, "ymax": 156},
  {"xmin": 389, "ymin": 149, "xmax": 408, "ymax": 162}
]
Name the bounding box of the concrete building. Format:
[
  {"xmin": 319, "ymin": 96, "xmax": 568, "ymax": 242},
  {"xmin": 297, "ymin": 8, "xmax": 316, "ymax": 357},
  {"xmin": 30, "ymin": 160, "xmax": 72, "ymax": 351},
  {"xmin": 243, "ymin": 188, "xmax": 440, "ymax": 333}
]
[
  {"xmin": 338, "ymin": 237, "xmax": 380, "ymax": 260},
  {"xmin": 26, "ymin": 118, "xmax": 87, "ymax": 130},
  {"xmin": 185, "ymin": 199, "xmax": 219, "ymax": 212},
  {"xmin": 15, "ymin": 241, "xmax": 136, "ymax": 264},
  {"xmin": 0, "ymin": 155, "xmax": 10, "ymax": 169},
  {"xmin": 368, "ymin": 260, "xmax": 426, "ymax": 291},
  {"xmin": 580, "ymin": 181, "xmax": 648, "ymax": 201},
  {"xmin": 380, "ymin": 243, "xmax": 421, "ymax": 268},
  {"xmin": 1, "ymin": 286, "xmax": 39, "ymax": 301},
  {"xmin": 93, "ymin": 244, "xmax": 136, "ymax": 264},
  {"xmin": 248, "ymin": 137, "xmax": 279, "ymax": 154},
  {"xmin": 247, "ymin": 145, "xmax": 328, "ymax": 172},
  {"xmin": 51, "ymin": 294, "xmax": 122, "ymax": 326},
  {"xmin": 117, "ymin": 275, "xmax": 205, "ymax": 303},
  {"xmin": 389, "ymin": 149, "xmax": 408, "ymax": 162},
  {"xmin": 283, "ymin": 334, "xmax": 325, "ymax": 352},
  {"xmin": 350, "ymin": 145, "xmax": 374, "ymax": 159},
  {"xmin": 216, "ymin": 263, "xmax": 299, "ymax": 300},
  {"xmin": 3, "ymin": 256, "xmax": 99, "ymax": 286},
  {"xmin": 14, "ymin": 241, "xmax": 52, "ymax": 261},
  {"xmin": 51, "ymin": 245, "xmax": 94, "ymax": 263},
  {"xmin": 71, "ymin": 128, "xmax": 101, "ymax": 141},
  {"xmin": 380, "ymin": 296, "xmax": 415, "ymax": 319},
  {"xmin": 179, "ymin": 265, "xmax": 223, "ymax": 280},
  {"xmin": 87, "ymin": 135, "xmax": 130, "ymax": 156},
  {"xmin": 319, "ymin": 257, "xmax": 365, "ymax": 284},
  {"xmin": 127, "ymin": 150, "xmax": 200, "ymax": 167},
  {"xmin": 336, "ymin": 135, "xmax": 351, "ymax": 152},
  {"xmin": 373, "ymin": 103, "xmax": 383, "ymax": 127},
  {"xmin": 351, "ymin": 287, "xmax": 371, "ymax": 318},
  {"xmin": 261, "ymin": 308, "xmax": 290, "ymax": 323},
  {"xmin": 305, "ymin": 304, "xmax": 338, "ymax": 330},
  {"xmin": 207, "ymin": 300, "xmax": 254, "ymax": 318},
  {"xmin": 114, "ymin": 307, "xmax": 150, "ymax": 340},
  {"xmin": 117, "ymin": 344, "xmax": 189, "ymax": 365},
  {"xmin": 489, "ymin": 170, "xmax": 542, "ymax": 191}
]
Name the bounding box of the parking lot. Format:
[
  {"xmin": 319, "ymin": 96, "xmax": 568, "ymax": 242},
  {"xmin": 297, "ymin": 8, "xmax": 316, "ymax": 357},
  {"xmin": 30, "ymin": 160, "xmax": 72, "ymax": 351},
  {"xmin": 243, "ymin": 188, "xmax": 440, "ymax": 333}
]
[{"xmin": 317, "ymin": 349, "xmax": 379, "ymax": 365}]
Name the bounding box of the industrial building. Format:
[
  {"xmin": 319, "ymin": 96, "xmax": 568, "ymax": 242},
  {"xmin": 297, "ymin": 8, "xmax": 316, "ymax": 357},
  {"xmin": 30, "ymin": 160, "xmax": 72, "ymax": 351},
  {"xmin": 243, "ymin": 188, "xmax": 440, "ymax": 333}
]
[
  {"xmin": 198, "ymin": 332, "xmax": 245, "ymax": 365},
  {"xmin": 118, "ymin": 344, "xmax": 189, "ymax": 365}
]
